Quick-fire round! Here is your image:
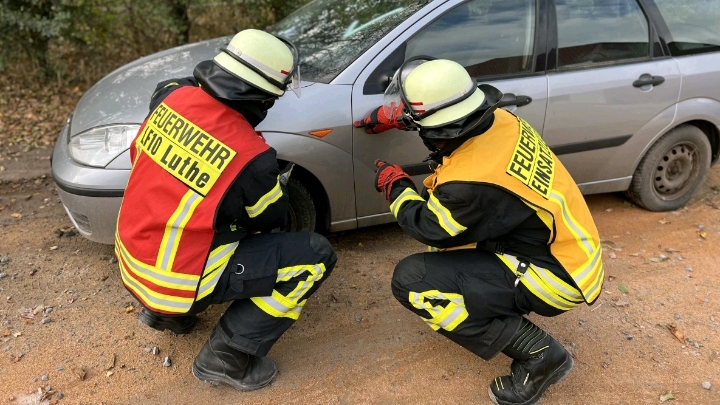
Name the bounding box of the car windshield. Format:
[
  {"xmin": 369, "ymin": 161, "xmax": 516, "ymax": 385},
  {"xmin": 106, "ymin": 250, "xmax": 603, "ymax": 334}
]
[{"xmin": 270, "ymin": 0, "xmax": 432, "ymax": 83}]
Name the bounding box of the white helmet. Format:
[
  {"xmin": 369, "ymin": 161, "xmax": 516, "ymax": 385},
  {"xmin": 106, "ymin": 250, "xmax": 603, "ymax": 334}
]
[
  {"xmin": 383, "ymin": 58, "xmax": 502, "ymax": 138},
  {"xmin": 214, "ymin": 29, "xmax": 301, "ymax": 97}
]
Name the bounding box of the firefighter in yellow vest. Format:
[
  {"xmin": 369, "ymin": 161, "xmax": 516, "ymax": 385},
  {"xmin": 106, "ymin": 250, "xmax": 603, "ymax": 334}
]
[
  {"xmin": 355, "ymin": 58, "xmax": 604, "ymax": 405},
  {"xmin": 116, "ymin": 30, "xmax": 336, "ymax": 391}
]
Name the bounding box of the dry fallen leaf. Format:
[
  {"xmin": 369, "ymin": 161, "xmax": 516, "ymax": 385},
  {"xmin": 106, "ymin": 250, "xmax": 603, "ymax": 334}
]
[
  {"xmin": 666, "ymin": 323, "xmax": 686, "ymax": 344},
  {"xmin": 700, "ymin": 230, "xmax": 707, "ymax": 239},
  {"xmin": 10, "ymin": 213, "xmax": 22, "ymax": 218},
  {"xmin": 49, "ymin": 246, "xmax": 58, "ymax": 251},
  {"xmin": 649, "ymin": 256, "xmax": 667, "ymax": 263},
  {"xmin": 659, "ymin": 392, "xmax": 675, "ymax": 402},
  {"xmin": 125, "ymin": 305, "xmax": 134, "ymax": 313},
  {"xmin": 608, "ymin": 275, "xmax": 616, "ymax": 282}
]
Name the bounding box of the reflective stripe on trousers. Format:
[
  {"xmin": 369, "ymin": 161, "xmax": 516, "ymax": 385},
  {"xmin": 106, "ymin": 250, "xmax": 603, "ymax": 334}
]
[
  {"xmin": 409, "ymin": 290, "xmax": 469, "ymax": 332},
  {"xmin": 251, "ymin": 263, "xmax": 327, "ymax": 320},
  {"xmin": 496, "ymin": 253, "xmax": 583, "ymax": 311}
]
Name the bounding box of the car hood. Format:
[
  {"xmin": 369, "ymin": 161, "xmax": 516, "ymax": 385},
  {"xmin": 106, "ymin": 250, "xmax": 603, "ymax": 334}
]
[{"xmin": 69, "ymin": 37, "xmax": 315, "ymax": 137}]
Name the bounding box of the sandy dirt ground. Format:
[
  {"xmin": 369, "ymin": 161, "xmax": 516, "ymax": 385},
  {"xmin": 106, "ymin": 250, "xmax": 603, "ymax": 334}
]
[{"xmin": 1, "ymin": 148, "xmax": 720, "ymax": 405}]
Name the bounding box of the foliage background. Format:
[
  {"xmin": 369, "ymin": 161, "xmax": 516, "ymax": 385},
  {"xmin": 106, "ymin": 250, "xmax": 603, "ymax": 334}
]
[
  {"xmin": 0, "ymin": 0, "xmax": 311, "ymax": 87},
  {"xmin": 0, "ymin": 0, "xmax": 309, "ymax": 154}
]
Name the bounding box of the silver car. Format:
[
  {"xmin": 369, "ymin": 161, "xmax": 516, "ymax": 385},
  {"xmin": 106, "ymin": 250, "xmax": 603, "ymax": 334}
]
[{"xmin": 52, "ymin": 0, "xmax": 720, "ymax": 244}]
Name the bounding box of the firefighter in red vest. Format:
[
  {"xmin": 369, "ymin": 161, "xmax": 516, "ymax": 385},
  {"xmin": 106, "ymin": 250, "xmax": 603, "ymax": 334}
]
[
  {"xmin": 115, "ymin": 29, "xmax": 336, "ymax": 391},
  {"xmin": 355, "ymin": 58, "xmax": 604, "ymax": 405}
]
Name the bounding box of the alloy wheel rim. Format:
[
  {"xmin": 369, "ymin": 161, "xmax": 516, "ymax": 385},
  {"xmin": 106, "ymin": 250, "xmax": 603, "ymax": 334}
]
[{"xmin": 652, "ymin": 142, "xmax": 700, "ymax": 201}]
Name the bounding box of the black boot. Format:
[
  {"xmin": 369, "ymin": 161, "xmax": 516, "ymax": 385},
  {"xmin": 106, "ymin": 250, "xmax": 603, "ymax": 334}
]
[
  {"xmin": 192, "ymin": 326, "xmax": 277, "ymax": 391},
  {"xmin": 137, "ymin": 308, "xmax": 197, "ymax": 335},
  {"xmin": 488, "ymin": 318, "xmax": 574, "ymax": 405}
]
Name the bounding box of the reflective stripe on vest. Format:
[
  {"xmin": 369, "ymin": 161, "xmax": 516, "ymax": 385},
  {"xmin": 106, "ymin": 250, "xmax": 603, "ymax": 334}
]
[
  {"xmin": 116, "ymin": 233, "xmax": 237, "ymax": 314},
  {"xmin": 423, "ymin": 109, "xmax": 604, "ymax": 304}
]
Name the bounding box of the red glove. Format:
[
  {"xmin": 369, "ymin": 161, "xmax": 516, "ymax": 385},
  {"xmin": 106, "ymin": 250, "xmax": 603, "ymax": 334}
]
[
  {"xmin": 354, "ymin": 104, "xmax": 407, "ymax": 134},
  {"xmin": 374, "ymin": 160, "xmax": 411, "ymax": 202}
]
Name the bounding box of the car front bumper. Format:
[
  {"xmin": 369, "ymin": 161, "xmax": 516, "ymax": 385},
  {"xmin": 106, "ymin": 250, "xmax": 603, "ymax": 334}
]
[{"xmin": 51, "ymin": 118, "xmax": 129, "ymax": 245}]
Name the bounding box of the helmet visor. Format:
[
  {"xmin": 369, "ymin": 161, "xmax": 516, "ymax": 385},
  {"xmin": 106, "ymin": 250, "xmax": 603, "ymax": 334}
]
[
  {"xmin": 278, "ymin": 36, "xmax": 301, "ymax": 97},
  {"xmin": 382, "ymin": 57, "xmax": 432, "ymax": 123}
]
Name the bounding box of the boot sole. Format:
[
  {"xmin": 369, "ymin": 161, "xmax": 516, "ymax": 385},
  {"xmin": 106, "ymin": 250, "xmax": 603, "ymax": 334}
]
[
  {"xmin": 137, "ymin": 312, "xmax": 197, "ymax": 335},
  {"xmin": 192, "ymin": 363, "xmax": 277, "ymax": 391},
  {"xmin": 487, "ymin": 356, "xmax": 574, "ymax": 405}
]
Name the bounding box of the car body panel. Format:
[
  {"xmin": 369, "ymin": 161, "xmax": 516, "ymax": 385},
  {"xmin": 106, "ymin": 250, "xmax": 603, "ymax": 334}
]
[
  {"xmin": 70, "ymin": 38, "xmax": 229, "ymax": 137},
  {"xmin": 544, "ymin": 59, "xmax": 682, "ymax": 184}
]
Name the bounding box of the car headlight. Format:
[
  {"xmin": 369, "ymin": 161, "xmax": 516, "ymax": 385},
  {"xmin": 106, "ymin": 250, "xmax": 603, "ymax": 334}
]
[{"xmin": 69, "ymin": 124, "xmax": 141, "ymax": 167}]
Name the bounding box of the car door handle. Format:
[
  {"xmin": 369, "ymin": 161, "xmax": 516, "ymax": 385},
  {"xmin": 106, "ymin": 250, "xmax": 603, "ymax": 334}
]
[
  {"xmin": 498, "ymin": 93, "xmax": 533, "ymax": 108},
  {"xmin": 633, "ymin": 75, "xmax": 665, "ymax": 88}
]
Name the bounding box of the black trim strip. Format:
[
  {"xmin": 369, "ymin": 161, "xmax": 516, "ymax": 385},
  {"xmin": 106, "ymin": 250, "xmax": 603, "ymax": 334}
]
[
  {"xmin": 401, "ymin": 163, "xmax": 434, "ymax": 176},
  {"xmin": 551, "ymin": 135, "xmax": 632, "ymax": 156},
  {"xmin": 534, "ymin": 0, "xmax": 549, "ymax": 72},
  {"xmin": 52, "ymin": 173, "xmax": 125, "ymax": 198}
]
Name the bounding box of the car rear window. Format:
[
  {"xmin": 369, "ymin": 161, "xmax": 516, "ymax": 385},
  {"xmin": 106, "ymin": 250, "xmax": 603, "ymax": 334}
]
[
  {"xmin": 653, "ymin": 0, "xmax": 720, "ymax": 56},
  {"xmin": 556, "ymin": 0, "xmax": 650, "ymax": 68}
]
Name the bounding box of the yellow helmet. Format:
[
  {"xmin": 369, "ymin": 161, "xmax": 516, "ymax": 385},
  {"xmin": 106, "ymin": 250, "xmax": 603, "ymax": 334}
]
[
  {"xmin": 383, "ymin": 58, "xmax": 502, "ymax": 138},
  {"xmin": 214, "ymin": 29, "xmax": 301, "ymax": 97}
]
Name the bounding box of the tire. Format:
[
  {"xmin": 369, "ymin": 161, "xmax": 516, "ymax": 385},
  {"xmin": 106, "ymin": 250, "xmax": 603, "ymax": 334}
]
[
  {"xmin": 285, "ymin": 177, "xmax": 316, "ymax": 232},
  {"xmin": 626, "ymin": 125, "xmax": 711, "ymax": 211}
]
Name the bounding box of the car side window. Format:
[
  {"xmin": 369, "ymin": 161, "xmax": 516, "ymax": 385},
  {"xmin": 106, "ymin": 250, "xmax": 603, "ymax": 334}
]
[
  {"xmin": 556, "ymin": 0, "xmax": 650, "ymax": 68},
  {"xmin": 405, "ymin": 0, "xmax": 536, "ymax": 78},
  {"xmin": 653, "ymin": 0, "xmax": 720, "ymax": 56}
]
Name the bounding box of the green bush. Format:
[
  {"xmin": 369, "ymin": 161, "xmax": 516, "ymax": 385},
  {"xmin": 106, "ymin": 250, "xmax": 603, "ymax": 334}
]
[{"xmin": 0, "ymin": 0, "xmax": 310, "ymax": 87}]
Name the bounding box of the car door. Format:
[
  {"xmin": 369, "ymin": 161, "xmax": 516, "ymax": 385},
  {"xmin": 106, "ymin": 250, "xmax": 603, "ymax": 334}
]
[
  {"xmin": 351, "ymin": 0, "xmax": 550, "ymax": 226},
  {"xmin": 542, "ymin": 0, "xmax": 681, "ymax": 190}
]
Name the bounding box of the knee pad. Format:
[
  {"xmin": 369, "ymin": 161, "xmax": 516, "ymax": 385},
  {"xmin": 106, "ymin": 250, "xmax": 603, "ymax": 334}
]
[
  {"xmin": 308, "ymin": 233, "xmax": 336, "ymax": 263},
  {"xmin": 392, "ymin": 255, "xmax": 427, "ymax": 292}
]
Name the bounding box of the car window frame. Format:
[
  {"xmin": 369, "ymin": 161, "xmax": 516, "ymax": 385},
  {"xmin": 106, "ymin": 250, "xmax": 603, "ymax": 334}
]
[
  {"xmin": 639, "ymin": 0, "xmax": 720, "ymax": 58},
  {"xmin": 363, "ymin": 0, "xmax": 549, "ymax": 95},
  {"xmin": 546, "ymin": 0, "xmax": 669, "ymax": 74}
]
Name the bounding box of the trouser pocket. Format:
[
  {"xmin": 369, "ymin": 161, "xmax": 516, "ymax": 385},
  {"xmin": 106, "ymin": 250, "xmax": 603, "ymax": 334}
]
[{"xmin": 212, "ymin": 245, "xmax": 279, "ymax": 303}]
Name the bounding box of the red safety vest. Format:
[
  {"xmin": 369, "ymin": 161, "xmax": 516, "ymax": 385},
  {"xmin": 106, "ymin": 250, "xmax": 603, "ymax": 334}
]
[{"xmin": 115, "ymin": 86, "xmax": 269, "ymax": 314}]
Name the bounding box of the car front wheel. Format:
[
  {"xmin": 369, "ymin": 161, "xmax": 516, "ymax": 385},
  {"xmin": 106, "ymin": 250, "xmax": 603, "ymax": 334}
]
[
  {"xmin": 285, "ymin": 177, "xmax": 316, "ymax": 232},
  {"xmin": 626, "ymin": 125, "xmax": 711, "ymax": 211}
]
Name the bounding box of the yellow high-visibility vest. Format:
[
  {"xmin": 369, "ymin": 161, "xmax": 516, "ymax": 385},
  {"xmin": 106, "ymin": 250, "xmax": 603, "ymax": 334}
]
[{"xmin": 423, "ymin": 109, "xmax": 604, "ymax": 304}]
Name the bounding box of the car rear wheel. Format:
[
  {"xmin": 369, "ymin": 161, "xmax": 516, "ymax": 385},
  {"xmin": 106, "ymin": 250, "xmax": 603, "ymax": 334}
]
[
  {"xmin": 626, "ymin": 125, "xmax": 711, "ymax": 211},
  {"xmin": 285, "ymin": 177, "xmax": 316, "ymax": 232}
]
